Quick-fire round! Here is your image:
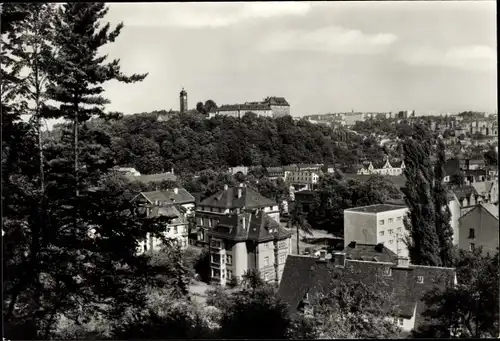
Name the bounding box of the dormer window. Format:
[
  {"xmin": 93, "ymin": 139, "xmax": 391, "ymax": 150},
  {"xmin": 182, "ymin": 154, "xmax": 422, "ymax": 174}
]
[
  {"xmin": 383, "ymin": 267, "xmax": 392, "ymax": 276},
  {"xmin": 417, "ymin": 276, "xmax": 424, "ymax": 284}
]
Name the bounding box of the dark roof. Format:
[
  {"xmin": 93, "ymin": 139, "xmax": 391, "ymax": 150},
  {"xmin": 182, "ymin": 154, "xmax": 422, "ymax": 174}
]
[
  {"xmin": 443, "ymin": 159, "xmax": 461, "ymax": 177},
  {"xmin": 208, "ymin": 211, "xmax": 292, "ymax": 242},
  {"xmin": 134, "ymin": 188, "xmax": 195, "ymax": 205},
  {"xmin": 460, "ymin": 203, "xmax": 499, "ymax": 221},
  {"xmin": 278, "ymin": 255, "xmax": 456, "ymax": 327},
  {"xmin": 372, "ymin": 160, "xmax": 387, "ymax": 169},
  {"xmin": 199, "ymin": 186, "xmax": 277, "ymax": 209},
  {"xmin": 128, "ymin": 173, "xmax": 178, "ymax": 183},
  {"xmin": 296, "ymin": 163, "xmax": 323, "ymax": 170},
  {"xmin": 343, "ymin": 242, "xmax": 399, "ymax": 263},
  {"xmin": 265, "ymin": 97, "xmax": 290, "ymax": 106},
  {"xmin": 218, "ymin": 103, "xmax": 272, "ymax": 112},
  {"xmin": 391, "ymin": 160, "xmax": 404, "ymax": 168},
  {"xmin": 266, "ymin": 167, "xmax": 285, "ymax": 173},
  {"xmin": 345, "ymin": 204, "xmax": 407, "ymax": 214},
  {"xmin": 149, "ymin": 204, "xmax": 181, "ymax": 219},
  {"xmin": 452, "ymin": 186, "xmax": 477, "ymax": 200}
]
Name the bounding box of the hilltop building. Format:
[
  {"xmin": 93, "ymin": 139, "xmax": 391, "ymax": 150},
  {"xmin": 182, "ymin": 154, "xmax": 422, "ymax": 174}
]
[
  {"xmin": 180, "ymin": 88, "xmax": 188, "ymax": 114},
  {"xmin": 212, "ymin": 96, "xmax": 290, "ymax": 118}
]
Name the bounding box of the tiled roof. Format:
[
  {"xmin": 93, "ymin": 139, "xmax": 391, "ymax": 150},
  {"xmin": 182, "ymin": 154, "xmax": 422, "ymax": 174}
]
[
  {"xmin": 266, "ymin": 167, "xmax": 285, "ymax": 173},
  {"xmin": 278, "ymin": 255, "xmax": 456, "ymax": 327},
  {"xmin": 128, "ymin": 173, "xmax": 178, "ymax": 183},
  {"xmin": 343, "ymin": 242, "xmax": 399, "ymax": 263},
  {"xmin": 345, "ymin": 204, "xmax": 407, "ymax": 214},
  {"xmin": 452, "ymin": 186, "xmax": 477, "ymax": 200},
  {"xmin": 480, "ymin": 203, "xmax": 499, "ymax": 219},
  {"xmin": 218, "ymin": 103, "xmax": 272, "ymax": 112},
  {"xmin": 266, "ymin": 97, "xmax": 290, "ymax": 106},
  {"xmin": 134, "ymin": 188, "xmax": 195, "ymax": 205},
  {"xmin": 471, "ymin": 181, "xmax": 494, "ymax": 197},
  {"xmin": 199, "ymin": 186, "xmax": 277, "ymax": 209},
  {"xmin": 372, "ymin": 160, "xmax": 386, "ymax": 169},
  {"xmin": 208, "ymin": 211, "xmax": 292, "ymax": 242},
  {"xmin": 149, "ymin": 205, "xmax": 181, "ymax": 219}
]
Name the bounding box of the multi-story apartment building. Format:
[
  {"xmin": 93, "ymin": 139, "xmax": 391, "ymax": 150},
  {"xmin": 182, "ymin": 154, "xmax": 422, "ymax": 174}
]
[
  {"xmin": 459, "ymin": 203, "xmax": 499, "ymax": 256},
  {"xmin": 131, "ymin": 188, "xmax": 195, "ymax": 252},
  {"xmin": 344, "ymin": 204, "xmax": 409, "ymax": 258},
  {"xmin": 207, "ymin": 210, "xmax": 293, "ymax": 286},
  {"xmin": 195, "ymin": 185, "xmax": 280, "ymax": 246},
  {"xmin": 357, "ymin": 159, "xmax": 406, "ymax": 176}
]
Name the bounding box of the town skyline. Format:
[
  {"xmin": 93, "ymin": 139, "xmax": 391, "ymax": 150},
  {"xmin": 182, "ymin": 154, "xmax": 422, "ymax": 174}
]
[{"xmin": 96, "ymin": 1, "xmax": 497, "ymax": 117}]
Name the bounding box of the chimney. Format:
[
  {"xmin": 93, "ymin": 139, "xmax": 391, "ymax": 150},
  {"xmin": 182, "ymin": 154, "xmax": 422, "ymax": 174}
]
[
  {"xmin": 396, "ymin": 256, "xmax": 410, "ymax": 268},
  {"xmin": 224, "ymin": 184, "xmax": 228, "ymax": 190},
  {"xmin": 174, "ymin": 187, "xmax": 179, "ymax": 194},
  {"xmin": 171, "ymin": 167, "xmax": 174, "ymax": 175},
  {"xmin": 237, "ymin": 187, "xmax": 242, "ymax": 199},
  {"xmin": 332, "ymin": 252, "xmax": 346, "ymax": 267}
]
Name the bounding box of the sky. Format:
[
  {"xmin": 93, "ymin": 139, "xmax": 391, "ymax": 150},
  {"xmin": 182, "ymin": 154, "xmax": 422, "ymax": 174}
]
[{"xmin": 52, "ymin": 1, "xmax": 498, "ymax": 126}]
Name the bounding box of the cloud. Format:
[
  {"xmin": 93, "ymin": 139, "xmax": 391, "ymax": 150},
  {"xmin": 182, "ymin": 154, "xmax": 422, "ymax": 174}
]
[
  {"xmin": 397, "ymin": 45, "xmax": 496, "ymax": 71},
  {"xmin": 258, "ymin": 25, "xmax": 398, "ymax": 54},
  {"xmin": 109, "ymin": 2, "xmax": 312, "ymax": 29}
]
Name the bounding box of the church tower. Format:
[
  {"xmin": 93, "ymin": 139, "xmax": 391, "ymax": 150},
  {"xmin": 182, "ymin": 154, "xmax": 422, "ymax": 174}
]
[{"xmin": 179, "ymin": 87, "xmax": 188, "ymax": 113}]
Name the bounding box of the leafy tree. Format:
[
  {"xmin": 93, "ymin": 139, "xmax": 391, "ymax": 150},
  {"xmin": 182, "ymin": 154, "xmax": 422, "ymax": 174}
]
[
  {"xmin": 290, "ymin": 202, "xmax": 313, "ymax": 255},
  {"xmin": 217, "ymin": 284, "xmax": 292, "ymax": 339},
  {"xmin": 484, "ymin": 148, "xmax": 498, "ymax": 167},
  {"xmin": 307, "ymin": 265, "xmax": 402, "ymax": 339},
  {"xmin": 414, "ymin": 249, "xmax": 499, "ymax": 338},
  {"xmin": 449, "ymin": 173, "xmax": 465, "ymax": 187}
]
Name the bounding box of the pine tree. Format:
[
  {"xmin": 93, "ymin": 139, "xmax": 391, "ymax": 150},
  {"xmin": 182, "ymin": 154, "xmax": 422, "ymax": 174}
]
[
  {"xmin": 45, "ymin": 2, "xmax": 148, "ymax": 196},
  {"xmin": 402, "ymin": 124, "xmax": 442, "ymax": 266}
]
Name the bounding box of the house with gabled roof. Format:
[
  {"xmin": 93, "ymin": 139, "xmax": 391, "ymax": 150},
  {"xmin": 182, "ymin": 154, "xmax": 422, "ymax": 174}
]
[
  {"xmin": 131, "ymin": 187, "xmax": 195, "ymax": 252},
  {"xmin": 207, "ymin": 210, "xmax": 293, "ymax": 287},
  {"xmin": 357, "ymin": 158, "xmax": 405, "ymax": 176},
  {"xmin": 459, "ymin": 203, "xmax": 499, "ymax": 257},
  {"xmin": 195, "ymin": 184, "xmax": 280, "ymax": 246},
  {"xmin": 278, "ymin": 253, "xmax": 456, "ymax": 333}
]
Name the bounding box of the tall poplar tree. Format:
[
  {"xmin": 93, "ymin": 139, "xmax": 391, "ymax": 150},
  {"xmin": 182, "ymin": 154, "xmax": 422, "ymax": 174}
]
[
  {"xmin": 433, "ymin": 138, "xmax": 455, "ymax": 267},
  {"xmin": 402, "ymin": 123, "xmax": 442, "ymax": 266}
]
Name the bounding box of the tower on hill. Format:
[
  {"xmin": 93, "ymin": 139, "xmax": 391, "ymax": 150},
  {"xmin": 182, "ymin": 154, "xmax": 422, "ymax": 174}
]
[{"xmin": 180, "ymin": 87, "xmax": 188, "ymax": 113}]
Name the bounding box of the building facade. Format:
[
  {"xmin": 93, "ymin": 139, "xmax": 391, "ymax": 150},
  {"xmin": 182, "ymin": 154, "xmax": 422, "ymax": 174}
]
[
  {"xmin": 344, "ymin": 204, "xmax": 409, "ymax": 258},
  {"xmin": 358, "ymin": 159, "xmax": 406, "ymax": 176},
  {"xmin": 195, "ymin": 185, "xmax": 280, "ymax": 246},
  {"xmin": 213, "ymin": 97, "xmax": 290, "ymax": 119},
  {"xmin": 207, "ymin": 211, "xmax": 293, "ymax": 286},
  {"xmin": 458, "ymin": 203, "xmax": 499, "ymax": 256},
  {"xmin": 285, "ymin": 170, "xmax": 322, "ymax": 190},
  {"xmin": 131, "ymin": 188, "xmax": 196, "ymax": 252}
]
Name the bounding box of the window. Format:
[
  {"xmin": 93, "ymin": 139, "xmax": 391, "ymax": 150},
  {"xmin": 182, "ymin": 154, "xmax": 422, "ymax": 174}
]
[
  {"xmin": 265, "ymin": 242, "xmax": 269, "ymax": 249},
  {"xmin": 226, "ymin": 255, "xmax": 232, "ymax": 265},
  {"xmin": 264, "ymin": 272, "xmax": 269, "ymax": 281},
  {"xmin": 383, "ymin": 267, "xmax": 392, "ymax": 276},
  {"xmin": 388, "ymin": 218, "xmax": 394, "ymax": 224},
  {"xmin": 389, "ymin": 229, "xmax": 393, "ymax": 235},
  {"xmin": 227, "ymin": 270, "xmax": 233, "ymax": 279},
  {"xmin": 469, "ymin": 243, "xmax": 475, "ymax": 251},
  {"xmin": 398, "ymin": 318, "xmax": 404, "ymax": 326},
  {"xmin": 397, "ymin": 216, "xmax": 402, "ymax": 222},
  {"xmin": 278, "ymin": 240, "xmax": 287, "ymax": 248},
  {"xmin": 264, "ymin": 256, "xmax": 269, "ymax": 266},
  {"xmin": 468, "ymin": 228, "xmax": 475, "ymax": 239},
  {"xmin": 389, "ymin": 239, "xmax": 394, "ymax": 244},
  {"xmin": 379, "ymin": 231, "xmax": 385, "ymax": 236},
  {"xmin": 211, "ymin": 254, "xmax": 220, "ymax": 264},
  {"xmin": 379, "ymin": 220, "xmax": 385, "ymax": 225},
  {"xmin": 174, "ymin": 226, "xmax": 178, "ymax": 234},
  {"xmin": 279, "ymin": 254, "xmax": 286, "ymax": 264},
  {"xmin": 397, "ymin": 227, "xmax": 402, "ymax": 232},
  {"xmin": 417, "ymin": 276, "xmax": 424, "ymax": 284}
]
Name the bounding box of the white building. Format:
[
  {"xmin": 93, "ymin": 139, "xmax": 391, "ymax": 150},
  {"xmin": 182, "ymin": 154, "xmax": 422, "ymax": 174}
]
[
  {"xmin": 285, "ymin": 170, "xmax": 323, "ymax": 190},
  {"xmin": 358, "ymin": 159, "xmax": 405, "ymax": 176},
  {"xmin": 344, "ymin": 204, "xmax": 409, "ymax": 258}
]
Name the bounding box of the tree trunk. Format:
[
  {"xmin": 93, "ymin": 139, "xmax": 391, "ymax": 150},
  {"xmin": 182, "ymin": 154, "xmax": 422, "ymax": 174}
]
[
  {"xmin": 296, "ymin": 225, "xmax": 300, "ymax": 255},
  {"xmin": 73, "ymin": 103, "xmax": 79, "ymax": 197}
]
